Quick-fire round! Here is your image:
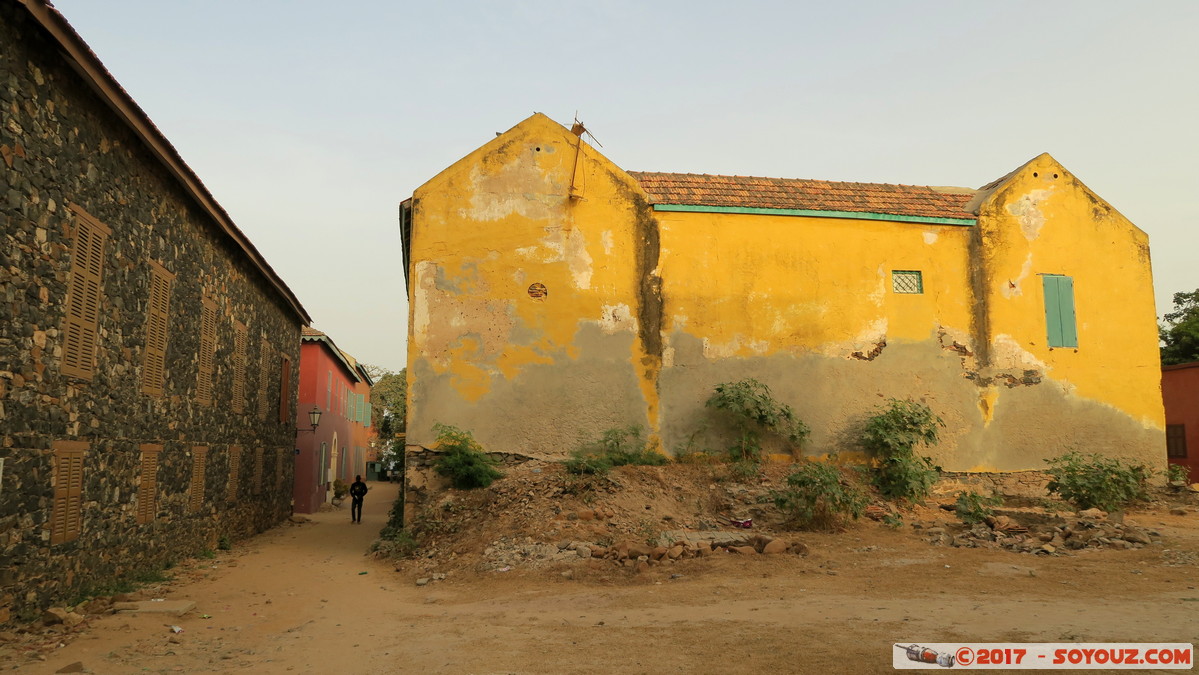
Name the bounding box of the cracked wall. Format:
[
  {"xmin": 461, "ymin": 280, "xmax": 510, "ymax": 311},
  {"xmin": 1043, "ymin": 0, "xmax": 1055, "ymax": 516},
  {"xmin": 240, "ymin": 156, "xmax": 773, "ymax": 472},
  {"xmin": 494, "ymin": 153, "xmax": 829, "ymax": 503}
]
[
  {"xmin": 405, "ymin": 118, "xmax": 1164, "ymax": 473},
  {"xmin": 405, "ymin": 114, "xmax": 660, "ymax": 457}
]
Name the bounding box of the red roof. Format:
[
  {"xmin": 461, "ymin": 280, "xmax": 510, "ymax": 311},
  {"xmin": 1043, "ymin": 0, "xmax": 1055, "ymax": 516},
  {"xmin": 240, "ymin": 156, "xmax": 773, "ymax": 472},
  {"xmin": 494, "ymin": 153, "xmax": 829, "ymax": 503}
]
[{"xmin": 629, "ymin": 172, "xmax": 977, "ymax": 221}]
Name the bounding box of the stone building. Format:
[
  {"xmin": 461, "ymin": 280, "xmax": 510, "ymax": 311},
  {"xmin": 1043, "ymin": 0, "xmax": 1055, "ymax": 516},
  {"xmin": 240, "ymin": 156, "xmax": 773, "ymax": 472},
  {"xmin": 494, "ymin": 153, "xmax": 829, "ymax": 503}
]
[
  {"xmin": 0, "ymin": 1, "xmax": 310, "ymax": 623},
  {"xmin": 400, "ymin": 114, "xmax": 1163, "ymax": 479}
]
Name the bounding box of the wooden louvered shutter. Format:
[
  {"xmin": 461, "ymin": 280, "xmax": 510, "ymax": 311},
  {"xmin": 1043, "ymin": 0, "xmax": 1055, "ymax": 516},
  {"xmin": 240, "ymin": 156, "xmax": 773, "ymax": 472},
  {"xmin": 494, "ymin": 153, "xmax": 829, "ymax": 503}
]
[
  {"xmin": 196, "ymin": 298, "xmax": 217, "ymax": 404},
  {"xmin": 136, "ymin": 444, "xmax": 161, "ymax": 524},
  {"xmin": 257, "ymin": 339, "xmax": 271, "ymax": 420},
  {"xmin": 227, "ymin": 445, "xmax": 242, "ymax": 503},
  {"xmin": 232, "ymin": 323, "xmax": 247, "ymax": 413},
  {"xmin": 252, "ymin": 447, "xmax": 265, "ymax": 495},
  {"xmin": 188, "ymin": 446, "xmax": 208, "ymax": 514},
  {"xmin": 61, "ymin": 206, "xmax": 111, "ymax": 380},
  {"xmin": 51, "ymin": 441, "xmax": 87, "ymax": 545},
  {"xmin": 141, "ymin": 262, "xmax": 174, "ymax": 396}
]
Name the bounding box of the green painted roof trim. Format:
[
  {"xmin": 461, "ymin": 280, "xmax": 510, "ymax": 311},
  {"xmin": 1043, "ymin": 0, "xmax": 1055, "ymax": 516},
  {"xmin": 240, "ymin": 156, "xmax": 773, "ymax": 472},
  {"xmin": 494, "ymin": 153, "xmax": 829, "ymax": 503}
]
[{"xmin": 651, "ymin": 203, "xmax": 977, "ymax": 226}]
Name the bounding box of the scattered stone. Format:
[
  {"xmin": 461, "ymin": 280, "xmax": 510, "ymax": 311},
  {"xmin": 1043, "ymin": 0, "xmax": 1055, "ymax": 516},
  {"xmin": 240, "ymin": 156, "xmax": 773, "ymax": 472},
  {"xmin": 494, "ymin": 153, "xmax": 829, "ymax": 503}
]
[
  {"xmin": 762, "ymin": 539, "xmax": 789, "ymax": 555},
  {"xmin": 111, "ymin": 600, "xmax": 195, "ymax": 617},
  {"xmin": 1170, "ymin": 508, "xmax": 1188, "ymax": 516},
  {"xmin": 1123, "ymin": 528, "xmax": 1153, "ymax": 545},
  {"xmin": 54, "ymin": 662, "xmax": 84, "ymax": 674},
  {"xmin": 1079, "ymin": 508, "xmax": 1107, "ymax": 520},
  {"xmin": 729, "ymin": 546, "xmax": 757, "ymax": 555},
  {"xmin": 415, "ymin": 578, "xmax": 429, "ymax": 587}
]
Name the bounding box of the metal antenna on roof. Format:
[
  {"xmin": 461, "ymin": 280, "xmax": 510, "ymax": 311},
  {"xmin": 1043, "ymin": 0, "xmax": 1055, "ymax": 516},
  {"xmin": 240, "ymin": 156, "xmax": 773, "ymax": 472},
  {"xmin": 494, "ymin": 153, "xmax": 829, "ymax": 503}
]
[{"xmin": 570, "ymin": 112, "xmax": 603, "ymax": 148}]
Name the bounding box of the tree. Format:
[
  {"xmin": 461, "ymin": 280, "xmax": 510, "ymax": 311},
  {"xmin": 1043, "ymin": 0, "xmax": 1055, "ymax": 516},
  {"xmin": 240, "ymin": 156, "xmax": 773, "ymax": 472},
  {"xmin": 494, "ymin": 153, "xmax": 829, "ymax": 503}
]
[
  {"xmin": 370, "ymin": 368, "xmax": 407, "ymax": 432},
  {"xmin": 1160, "ymin": 289, "xmax": 1199, "ymax": 366}
]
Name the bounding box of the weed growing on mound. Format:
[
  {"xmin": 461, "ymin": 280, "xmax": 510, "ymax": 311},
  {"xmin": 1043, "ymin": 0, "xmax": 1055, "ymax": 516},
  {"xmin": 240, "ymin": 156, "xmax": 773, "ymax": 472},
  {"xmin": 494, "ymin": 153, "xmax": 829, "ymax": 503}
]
[
  {"xmin": 954, "ymin": 490, "xmax": 1002, "ymax": 525},
  {"xmin": 706, "ymin": 378, "xmax": 809, "ymax": 462},
  {"xmin": 433, "ymin": 424, "xmax": 503, "ymax": 489},
  {"xmin": 1044, "ymin": 451, "xmax": 1150, "ymax": 512},
  {"xmin": 771, "ymin": 462, "xmax": 868, "ymax": 531},
  {"xmin": 1167, "ymin": 463, "xmax": 1190, "ymax": 484},
  {"xmin": 564, "ymin": 426, "xmax": 667, "ymax": 476},
  {"xmin": 862, "ymin": 399, "xmax": 943, "ymax": 502}
]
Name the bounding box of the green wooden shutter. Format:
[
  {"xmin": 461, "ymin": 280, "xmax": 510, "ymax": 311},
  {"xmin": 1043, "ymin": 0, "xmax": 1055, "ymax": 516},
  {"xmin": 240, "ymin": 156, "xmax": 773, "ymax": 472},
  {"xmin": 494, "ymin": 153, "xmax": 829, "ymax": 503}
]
[{"xmin": 1043, "ymin": 275, "xmax": 1078, "ymax": 348}]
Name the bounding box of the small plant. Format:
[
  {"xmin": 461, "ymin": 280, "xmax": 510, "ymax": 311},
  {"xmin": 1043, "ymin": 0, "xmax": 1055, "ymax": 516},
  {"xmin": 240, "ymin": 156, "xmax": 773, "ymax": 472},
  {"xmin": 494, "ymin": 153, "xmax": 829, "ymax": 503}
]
[
  {"xmin": 563, "ymin": 426, "xmax": 667, "ymax": 475},
  {"xmin": 217, "ymin": 535, "xmax": 232, "ymax": 551},
  {"xmin": 1166, "ymin": 463, "xmax": 1190, "ymax": 484},
  {"xmin": 332, "ymin": 479, "xmax": 349, "ymax": 500},
  {"xmin": 706, "ymin": 379, "xmax": 809, "ymax": 462},
  {"xmin": 771, "ymin": 461, "xmax": 868, "ymax": 531},
  {"xmin": 954, "ymin": 490, "xmax": 1002, "ymax": 525},
  {"xmin": 881, "ymin": 513, "xmax": 904, "ymax": 529},
  {"xmin": 199, "ymin": 549, "xmax": 216, "ymax": 560},
  {"xmin": 862, "ymin": 399, "xmax": 944, "ymax": 501},
  {"xmin": 433, "ymin": 424, "xmax": 503, "ymax": 489},
  {"xmin": 727, "ymin": 458, "xmax": 761, "ymax": 482},
  {"xmin": 371, "ymin": 528, "xmax": 418, "ymax": 558},
  {"xmin": 1044, "ymin": 451, "xmax": 1150, "ymax": 512}
]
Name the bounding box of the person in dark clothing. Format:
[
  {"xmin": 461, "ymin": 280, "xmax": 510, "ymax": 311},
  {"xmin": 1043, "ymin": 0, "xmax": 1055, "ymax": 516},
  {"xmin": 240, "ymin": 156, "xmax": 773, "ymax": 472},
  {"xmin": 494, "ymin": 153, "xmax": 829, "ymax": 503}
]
[{"xmin": 349, "ymin": 475, "xmax": 368, "ymax": 523}]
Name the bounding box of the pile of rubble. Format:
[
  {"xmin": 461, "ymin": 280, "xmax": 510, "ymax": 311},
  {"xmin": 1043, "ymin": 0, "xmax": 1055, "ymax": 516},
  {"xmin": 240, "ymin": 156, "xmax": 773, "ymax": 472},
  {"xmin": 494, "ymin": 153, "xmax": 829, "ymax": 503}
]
[
  {"xmin": 471, "ymin": 531, "xmax": 804, "ymax": 576},
  {"xmin": 922, "ymin": 508, "xmax": 1163, "ymax": 555}
]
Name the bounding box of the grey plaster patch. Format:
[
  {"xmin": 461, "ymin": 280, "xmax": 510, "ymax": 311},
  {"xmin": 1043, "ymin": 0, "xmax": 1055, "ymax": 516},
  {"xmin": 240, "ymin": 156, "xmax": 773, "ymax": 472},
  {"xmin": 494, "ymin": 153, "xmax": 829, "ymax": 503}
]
[
  {"xmin": 659, "ymin": 333, "xmax": 986, "ymax": 465},
  {"xmin": 408, "ymin": 324, "xmax": 649, "ymax": 458}
]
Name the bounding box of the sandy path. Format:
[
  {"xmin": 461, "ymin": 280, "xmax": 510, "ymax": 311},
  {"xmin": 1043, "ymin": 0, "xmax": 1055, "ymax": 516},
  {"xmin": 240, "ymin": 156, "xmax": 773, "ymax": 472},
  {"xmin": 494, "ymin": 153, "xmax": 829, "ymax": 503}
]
[{"xmin": 19, "ymin": 487, "xmax": 1199, "ymax": 674}]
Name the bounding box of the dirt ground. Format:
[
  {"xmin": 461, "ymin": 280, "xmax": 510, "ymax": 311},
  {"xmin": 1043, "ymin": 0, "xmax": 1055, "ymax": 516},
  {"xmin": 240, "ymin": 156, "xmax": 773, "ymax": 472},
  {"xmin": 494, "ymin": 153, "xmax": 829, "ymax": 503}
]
[{"xmin": 3, "ymin": 467, "xmax": 1199, "ymax": 674}]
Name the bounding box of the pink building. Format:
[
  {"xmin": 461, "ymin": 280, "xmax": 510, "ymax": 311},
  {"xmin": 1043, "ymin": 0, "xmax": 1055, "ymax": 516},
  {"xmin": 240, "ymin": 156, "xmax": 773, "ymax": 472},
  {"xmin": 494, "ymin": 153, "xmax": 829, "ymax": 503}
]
[
  {"xmin": 1162, "ymin": 362, "xmax": 1199, "ymax": 482},
  {"xmin": 293, "ymin": 328, "xmax": 374, "ymax": 513}
]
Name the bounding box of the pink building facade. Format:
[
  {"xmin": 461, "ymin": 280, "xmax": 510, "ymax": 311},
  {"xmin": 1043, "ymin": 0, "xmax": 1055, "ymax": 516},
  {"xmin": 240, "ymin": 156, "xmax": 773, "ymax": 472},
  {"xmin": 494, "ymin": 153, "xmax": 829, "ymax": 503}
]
[{"xmin": 293, "ymin": 328, "xmax": 374, "ymax": 513}]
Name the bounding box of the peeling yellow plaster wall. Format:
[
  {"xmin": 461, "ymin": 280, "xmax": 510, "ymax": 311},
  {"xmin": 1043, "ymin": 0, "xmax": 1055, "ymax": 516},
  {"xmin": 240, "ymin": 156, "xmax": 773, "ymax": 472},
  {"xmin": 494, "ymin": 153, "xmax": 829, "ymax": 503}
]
[
  {"xmin": 405, "ymin": 114, "xmax": 662, "ymax": 454},
  {"xmin": 976, "ymin": 154, "xmax": 1164, "ymax": 434},
  {"xmin": 656, "ymin": 211, "xmax": 976, "ymax": 356}
]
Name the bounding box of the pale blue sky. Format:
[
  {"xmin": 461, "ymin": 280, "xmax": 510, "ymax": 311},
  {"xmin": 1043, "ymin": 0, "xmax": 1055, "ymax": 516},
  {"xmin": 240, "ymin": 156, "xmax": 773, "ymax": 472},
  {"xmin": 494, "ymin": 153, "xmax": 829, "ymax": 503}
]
[{"xmin": 51, "ymin": 1, "xmax": 1199, "ymax": 371}]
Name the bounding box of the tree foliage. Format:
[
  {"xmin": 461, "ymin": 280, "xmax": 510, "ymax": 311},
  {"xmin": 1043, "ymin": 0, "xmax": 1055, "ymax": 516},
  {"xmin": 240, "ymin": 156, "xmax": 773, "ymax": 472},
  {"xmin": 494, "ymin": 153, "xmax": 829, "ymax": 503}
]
[
  {"xmin": 367, "ymin": 366, "xmax": 407, "ymax": 432},
  {"xmin": 1160, "ymin": 289, "xmax": 1199, "ymax": 366}
]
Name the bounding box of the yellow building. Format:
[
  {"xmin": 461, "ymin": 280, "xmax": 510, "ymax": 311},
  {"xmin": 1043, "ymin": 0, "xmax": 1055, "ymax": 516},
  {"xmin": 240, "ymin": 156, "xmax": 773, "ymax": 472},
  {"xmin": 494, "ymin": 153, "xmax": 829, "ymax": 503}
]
[{"xmin": 400, "ymin": 114, "xmax": 1164, "ymax": 474}]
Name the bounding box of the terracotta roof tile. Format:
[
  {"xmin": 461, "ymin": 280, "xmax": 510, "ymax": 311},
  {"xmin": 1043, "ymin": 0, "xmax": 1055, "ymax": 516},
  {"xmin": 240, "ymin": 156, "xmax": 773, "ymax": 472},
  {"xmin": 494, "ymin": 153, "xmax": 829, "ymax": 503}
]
[
  {"xmin": 301, "ymin": 326, "xmax": 325, "ymax": 337},
  {"xmin": 629, "ymin": 172, "xmax": 976, "ymax": 221}
]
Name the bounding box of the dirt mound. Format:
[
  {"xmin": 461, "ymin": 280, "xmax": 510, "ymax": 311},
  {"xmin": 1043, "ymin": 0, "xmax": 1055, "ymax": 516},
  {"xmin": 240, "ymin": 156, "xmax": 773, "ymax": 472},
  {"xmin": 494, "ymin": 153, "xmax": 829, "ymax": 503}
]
[
  {"xmin": 390, "ymin": 459, "xmax": 1199, "ymax": 583},
  {"xmin": 395, "ymin": 460, "xmax": 809, "ymax": 574}
]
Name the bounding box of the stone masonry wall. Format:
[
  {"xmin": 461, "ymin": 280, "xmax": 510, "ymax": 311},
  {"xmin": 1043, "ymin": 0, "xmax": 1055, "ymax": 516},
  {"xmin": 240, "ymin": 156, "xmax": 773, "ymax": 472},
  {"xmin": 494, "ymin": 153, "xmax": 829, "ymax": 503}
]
[{"xmin": 0, "ymin": 5, "xmax": 302, "ymax": 623}]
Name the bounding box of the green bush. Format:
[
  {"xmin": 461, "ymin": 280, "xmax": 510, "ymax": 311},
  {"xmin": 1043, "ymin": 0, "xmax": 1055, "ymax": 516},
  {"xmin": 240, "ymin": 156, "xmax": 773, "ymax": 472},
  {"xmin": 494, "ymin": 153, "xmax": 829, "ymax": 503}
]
[
  {"xmin": 433, "ymin": 424, "xmax": 503, "ymax": 489},
  {"xmin": 1044, "ymin": 451, "xmax": 1150, "ymax": 512},
  {"xmin": 771, "ymin": 462, "xmax": 868, "ymax": 531},
  {"xmin": 862, "ymin": 399, "xmax": 943, "ymax": 501},
  {"xmin": 217, "ymin": 535, "xmax": 232, "ymax": 551},
  {"xmin": 564, "ymin": 426, "xmax": 667, "ymax": 475},
  {"xmin": 1167, "ymin": 463, "xmax": 1191, "ymax": 484},
  {"xmin": 954, "ymin": 490, "xmax": 1002, "ymax": 525},
  {"xmin": 706, "ymin": 378, "xmax": 809, "ymax": 462}
]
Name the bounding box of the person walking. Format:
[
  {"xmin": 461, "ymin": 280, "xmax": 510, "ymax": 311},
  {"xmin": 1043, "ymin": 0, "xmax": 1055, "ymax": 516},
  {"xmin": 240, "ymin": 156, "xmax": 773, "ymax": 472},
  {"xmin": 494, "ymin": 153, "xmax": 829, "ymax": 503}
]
[{"xmin": 349, "ymin": 475, "xmax": 368, "ymax": 523}]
